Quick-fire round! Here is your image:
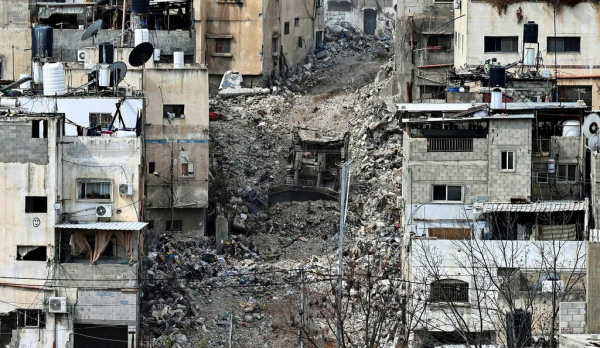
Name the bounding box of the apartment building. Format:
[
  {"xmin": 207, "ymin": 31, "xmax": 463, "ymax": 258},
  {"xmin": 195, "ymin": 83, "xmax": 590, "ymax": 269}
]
[
  {"xmin": 454, "ymin": 1, "xmax": 600, "ymax": 108},
  {"xmin": 400, "ymin": 102, "xmax": 589, "ymax": 347}
]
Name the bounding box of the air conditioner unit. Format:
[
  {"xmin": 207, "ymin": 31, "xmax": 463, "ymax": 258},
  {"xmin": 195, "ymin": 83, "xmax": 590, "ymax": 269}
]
[
  {"xmin": 95, "ymin": 204, "xmax": 112, "ymax": 218},
  {"xmin": 48, "ymin": 297, "xmax": 67, "ymax": 313},
  {"xmin": 77, "ymin": 50, "xmax": 86, "ymax": 62},
  {"xmin": 119, "ymin": 183, "xmax": 134, "ymax": 195}
]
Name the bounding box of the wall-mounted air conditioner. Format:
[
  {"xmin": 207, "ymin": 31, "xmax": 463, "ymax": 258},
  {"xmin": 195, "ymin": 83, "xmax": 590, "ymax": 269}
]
[
  {"xmin": 119, "ymin": 183, "xmax": 134, "ymax": 196},
  {"xmin": 96, "ymin": 204, "xmax": 112, "ymax": 218},
  {"xmin": 77, "ymin": 50, "xmax": 86, "ymax": 62},
  {"xmin": 48, "ymin": 297, "xmax": 67, "ymax": 313}
]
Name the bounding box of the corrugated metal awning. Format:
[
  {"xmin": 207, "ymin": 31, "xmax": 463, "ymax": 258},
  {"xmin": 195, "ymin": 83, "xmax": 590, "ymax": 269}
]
[
  {"xmin": 478, "ymin": 201, "xmax": 586, "ymax": 213},
  {"xmin": 55, "ymin": 222, "xmax": 148, "ymax": 230}
]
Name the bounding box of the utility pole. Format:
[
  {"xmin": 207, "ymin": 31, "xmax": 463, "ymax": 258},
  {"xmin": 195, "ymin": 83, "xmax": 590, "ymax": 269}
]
[
  {"xmin": 170, "ymin": 145, "xmax": 174, "ymax": 233},
  {"xmin": 336, "ymin": 161, "xmax": 351, "ymax": 348},
  {"xmin": 396, "ymin": 0, "xmax": 416, "ymax": 102},
  {"xmin": 300, "ymin": 268, "xmax": 305, "ymax": 348}
]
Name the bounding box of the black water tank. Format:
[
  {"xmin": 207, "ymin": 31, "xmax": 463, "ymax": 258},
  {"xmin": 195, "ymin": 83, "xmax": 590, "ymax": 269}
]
[
  {"xmin": 32, "ymin": 25, "xmax": 54, "ymax": 58},
  {"xmin": 524, "ymin": 21, "xmax": 538, "ymax": 43},
  {"xmin": 98, "ymin": 42, "xmax": 114, "ymax": 64},
  {"xmin": 490, "ymin": 65, "xmax": 506, "ymax": 87},
  {"xmin": 131, "ymin": 0, "xmax": 150, "ymax": 14},
  {"xmin": 506, "ymin": 310, "xmax": 532, "ymax": 348}
]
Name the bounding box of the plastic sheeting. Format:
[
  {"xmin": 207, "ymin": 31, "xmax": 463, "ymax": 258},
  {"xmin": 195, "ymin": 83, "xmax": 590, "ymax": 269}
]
[{"xmin": 37, "ymin": 5, "xmax": 86, "ymax": 19}]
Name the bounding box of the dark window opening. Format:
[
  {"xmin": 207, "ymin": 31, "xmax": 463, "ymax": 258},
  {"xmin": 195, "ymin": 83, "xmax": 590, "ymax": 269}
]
[
  {"xmin": 25, "ymin": 196, "xmax": 47, "ymax": 213},
  {"xmin": 537, "ymin": 172, "xmax": 548, "ymax": 184},
  {"xmin": 272, "ymin": 38, "xmax": 279, "ymax": 53},
  {"xmin": 73, "ymin": 324, "xmax": 127, "ymax": 348},
  {"xmin": 215, "ymin": 39, "xmax": 231, "ymax": 54},
  {"xmin": 430, "ymin": 279, "xmax": 469, "ymax": 302},
  {"xmin": 17, "ymin": 246, "xmax": 47, "ymax": 261},
  {"xmin": 149, "ymin": 162, "xmax": 156, "ymax": 174},
  {"xmin": 31, "ymin": 120, "xmax": 48, "ymax": 139},
  {"xmin": 298, "ymin": 37, "xmax": 303, "ymax": 48},
  {"xmin": 558, "ymin": 86, "xmax": 592, "ymax": 106},
  {"xmin": 501, "ymin": 151, "xmax": 515, "ymax": 171},
  {"xmin": 147, "ymin": 220, "xmax": 155, "ymax": 229},
  {"xmin": 166, "ymin": 220, "xmax": 182, "ymax": 231},
  {"xmin": 548, "ymin": 37, "xmax": 580, "ymax": 53},
  {"xmin": 294, "ymin": 17, "xmax": 300, "ymax": 27},
  {"xmin": 498, "ymin": 267, "xmax": 518, "ymax": 277},
  {"xmin": 484, "ymin": 36, "xmax": 518, "ymax": 53},
  {"xmin": 419, "ymin": 85, "xmax": 446, "ymax": 101},
  {"xmin": 284, "ymin": 22, "xmax": 290, "ymax": 35},
  {"xmin": 17, "ymin": 310, "xmax": 44, "ymax": 328},
  {"xmin": 327, "ymin": 1, "xmax": 351, "ymax": 11},
  {"xmin": 427, "ymin": 34, "xmax": 452, "ymax": 50},
  {"xmin": 89, "ymin": 113, "xmax": 113, "ymax": 130},
  {"xmin": 182, "ymin": 162, "xmax": 195, "ymax": 177},
  {"xmin": 558, "ymin": 164, "xmax": 577, "ymax": 182},
  {"xmin": 163, "ymin": 104, "xmax": 185, "ymax": 119},
  {"xmin": 433, "ymin": 185, "xmax": 462, "ymax": 201}
]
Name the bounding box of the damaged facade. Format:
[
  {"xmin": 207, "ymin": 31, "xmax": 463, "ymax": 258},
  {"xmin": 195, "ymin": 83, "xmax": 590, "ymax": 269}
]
[{"xmin": 324, "ymin": 0, "xmax": 396, "ymax": 37}]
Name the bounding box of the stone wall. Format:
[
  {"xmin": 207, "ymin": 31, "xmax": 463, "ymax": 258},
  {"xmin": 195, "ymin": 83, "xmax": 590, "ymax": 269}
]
[
  {"xmin": 54, "ymin": 264, "xmax": 138, "ymax": 289},
  {"xmin": 561, "ymin": 302, "xmax": 587, "ymax": 334},
  {"xmin": 75, "ymin": 290, "xmax": 137, "ymax": 325}
]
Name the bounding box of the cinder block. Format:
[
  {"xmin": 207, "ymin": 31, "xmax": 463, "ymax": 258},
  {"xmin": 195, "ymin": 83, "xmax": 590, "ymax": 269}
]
[
  {"xmin": 573, "ymin": 315, "xmax": 586, "ymax": 321},
  {"xmin": 568, "ymin": 309, "xmax": 581, "ymax": 315},
  {"xmin": 562, "ymin": 315, "xmax": 573, "ymax": 322}
]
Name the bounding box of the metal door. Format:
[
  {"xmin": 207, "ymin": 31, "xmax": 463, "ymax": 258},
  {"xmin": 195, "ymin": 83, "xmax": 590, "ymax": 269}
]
[{"xmin": 364, "ymin": 10, "xmax": 377, "ymax": 35}]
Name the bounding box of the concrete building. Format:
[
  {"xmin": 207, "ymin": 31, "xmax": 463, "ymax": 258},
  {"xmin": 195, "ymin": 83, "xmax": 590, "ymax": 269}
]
[
  {"xmin": 0, "ymin": 93, "xmax": 147, "ymax": 347},
  {"xmin": 400, "ymin": 102, "xmax": 589, "ymax": 347},
  {"xmin": 324, "ymin": 0, "xmax": 396, "ymax": 37},
  {"xmin": 454, "ymin": 1, "xmax": 600, "ymax": 108}
]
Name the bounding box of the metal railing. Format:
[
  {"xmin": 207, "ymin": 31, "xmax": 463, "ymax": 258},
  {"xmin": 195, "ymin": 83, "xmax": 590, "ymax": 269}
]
[
  {"xmin": 427, "ymin": 138, "xmax": 473, "ymax": 152},
  {"xmin": 533, "ymin": 138, "xmax": 550, "ymax": 154}
]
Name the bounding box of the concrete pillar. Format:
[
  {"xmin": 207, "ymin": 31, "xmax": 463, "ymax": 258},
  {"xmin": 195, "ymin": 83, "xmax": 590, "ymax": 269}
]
[
  {"xmin": 215, "ymin": 214, "xmax": 228, "ymax": 254},
  {"xmin": 127, "ymin": 325, "xmax": 137, "ymax": 348},
  {"xmin": 293, "ymin": 152, "xmax": 302, "ymax": 185},
  {"xmin": 316, "ymin": 153, "xmax": 325, "ymax": 187},
  {"xmin": 587, "ymin": 243, "xmax": 600, "ymax": 333}
]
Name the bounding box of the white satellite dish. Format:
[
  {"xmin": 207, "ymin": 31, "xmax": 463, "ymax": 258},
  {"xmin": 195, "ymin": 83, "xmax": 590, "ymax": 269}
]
[
  {"xmin": 589, "ymin": 134, "xmax": 600, "ymax": 152},
  {"xmin": 583, "ymin": 113, "xmax": 600, "ymax": 139}
]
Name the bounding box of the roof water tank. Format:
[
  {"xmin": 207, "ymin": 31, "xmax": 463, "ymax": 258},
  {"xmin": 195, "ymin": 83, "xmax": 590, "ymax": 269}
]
[
  {"xmin": 174, "ymin": 51, "xmax": 184, "ymax": 69},
  {"xmin": 33, "ymin": 61, "xmax": 43, "ymax": 83},
  {"xmin": 99, "ymin": 64, "xmax": 111, "ymax": 87},
  {"xmin": 490, "ymin": 66, "xmax": 506, "ymax": 87},
  {"xmin": 134, "ymin": 29, "xmax": 149, "ymax": 47},
  {"xmin": 43, "ymin": 62, "xmax": 65, "ymax": 96},
  {"xmin": 98, "ymin": 42, "xmax": 114, "ymax": 64},
  {"xmin": 525, "ymin": 48, "xmax": 535, "ymax": 66},
  {"xmin": 562, "ymin": 120, "xmax": 581, "ymax": 137},
  {"xmin": 548, "ymin": 159, "xmax": 556, "ymax": 173},
  {"xmin": 523, "ymin": 21, "xmax": 538, "ymax": 44},
  {"xmin": 33, "ymin": 25, "xmax": 54, "ymax": 58},
  {"xmin": 131, "ymin": 0, "xmax": 150, "ymax": 14}
]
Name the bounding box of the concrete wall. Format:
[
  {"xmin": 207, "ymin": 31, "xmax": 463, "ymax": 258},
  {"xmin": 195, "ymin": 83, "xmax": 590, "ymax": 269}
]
[
  {"xmin": 587, "ymin": 243, "xmax": 600, "ymax": 333},
  {"xmin": 280, "ymin": 0, "xmax": 317, "ymax": 69},
  {"xmin": 325, "ymin": 0, "xmax": 396, "ymax": 36},
  {"xmin": 0, "ymin": 0, "xmax": 31, "ymax": 80},
  {"xmin": 487, "ymin": 119, "xmax": 532, "ymax": 202},
  {"xmin": 560, "ymin": 302, "xmax": 587, "ymax": 334},
  {"xmin": 0, "ymin": 121, "xmax": 48, "ymax": 164},
  {"xmin": 74, "ymin": 290, "xmax": 137, "ymax": 325}
]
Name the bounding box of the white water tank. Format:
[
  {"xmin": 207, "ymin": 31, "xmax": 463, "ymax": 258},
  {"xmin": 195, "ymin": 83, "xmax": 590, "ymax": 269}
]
[
  {"xmin": 134, "ymin": 28, "xmax": 149, "ymax": 47},
  {"xmin": 20, "ymin": 74, "xmax": 31, "ymax": 89},
  {"xmin": 42, "ymin": 62, "xmax": 65, "ymax": 96},
  {"xmin": 99, "ymin": 64, "xmax": 111, "ymax": 87},
  {"xmin": 548, "ymin": 159, "xmax": 556, "ymax": 173},
  {"xmin": 491, "ymin": 88, "xmax": 503, "ymax": 109},
  {"xmin": 525, "ymin": 48, "xmax": 535, "ymax": 66},
  {"xmin": 33, "ymin": 61, "xmax": 43, "ymax": 83},
  {"xmin": 154, "ymin": 49, "xmax": 161, "ymax": 61},
  {"xmin": 562, "ymin": 120, "xmax": 581, "ymax": 137},
  {"xmin": 174, "ymin": 51, "xmax": 184, "ymax": 69}
]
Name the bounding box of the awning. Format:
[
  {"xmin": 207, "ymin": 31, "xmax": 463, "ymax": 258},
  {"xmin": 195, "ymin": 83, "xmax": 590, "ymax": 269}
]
[
  {"xmin": 476, "ymin": 201, "xmax": 587, "ymax": 213},
  {"xmin": 55, "ymin": 222, "xmax": 148, "ymax": 231}
]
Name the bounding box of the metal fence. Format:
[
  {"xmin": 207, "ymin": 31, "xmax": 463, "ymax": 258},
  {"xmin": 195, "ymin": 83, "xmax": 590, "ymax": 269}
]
[
  {"xmin": 427, "ymin": 138, "xmax": 474, "ymax": 152},
  {"xmin": 533, "ymin": 138, "xmax": 550, "ymax": 154}
]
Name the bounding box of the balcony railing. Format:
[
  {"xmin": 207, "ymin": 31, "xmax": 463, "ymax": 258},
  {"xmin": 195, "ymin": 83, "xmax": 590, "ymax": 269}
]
[
  {"xmin": 533, "ymin": 138, "xmax": 550, "ymax": 154},
  {"xmin": 427, "ymin": 138, "xmax": 473, "ymax": 152}
]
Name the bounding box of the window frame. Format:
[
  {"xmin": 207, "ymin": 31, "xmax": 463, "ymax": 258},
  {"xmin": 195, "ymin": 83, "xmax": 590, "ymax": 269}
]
[
  {"xmin": 500, "ymin": 150, "xmax": 516, "ymax": 172},
  {"xmin": 484, "ymin": 36, "xmax": 519, "ymax": 53},
  {"xmin": 181, "ymin": 162, "xmax": 195, "ymax": 178},
  {"xmin": 77, "ymin": 179, "xmax": 113, "ymax": 202},
  {"xmin": 284, "ymin": 22, "xmax": 290, "ymax": 35},
  {"xmin": 432, "ymin": 185, "xmax": 463, "ymax": 202},
  {"xmin": 214, "ymin": 38, "xmax": 232, "ymax": 54},
  {"xmin": 89, "ymin": 113, "xmax": 113, "ymax": 130},
  {"xmin": 294, "ymin": 17, "xmax": 300, "ymax": 27},
  {"xmin": 166, "ymin": 220, "xmax": 183, "ymax": 231},
  {"xmin": 17, "ymin": 309, "xmax": 45, "ymax": 328},
  {"xmin": 537, "ymin": 172, "xmax": 548, "ymax": 184},
  {"xmin": 430, "ymin": 279, "xmax": 469, "ymax": 303},
  {"xmin": 163, "ymin": 104, "xmax": 185, "ymax": 119},
  {"xmin": 557, "ymin": 164, "xmax": 578, "ymax": 183},
  {"xmin": 547, "ymin": 37, "xmax": 581, "ymax": 53}
]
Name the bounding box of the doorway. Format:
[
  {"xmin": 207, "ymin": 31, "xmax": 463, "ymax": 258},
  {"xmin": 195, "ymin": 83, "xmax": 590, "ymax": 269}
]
[{"xmin": 364, "ymin": 10, "xmax": 377, "ymax": 35}]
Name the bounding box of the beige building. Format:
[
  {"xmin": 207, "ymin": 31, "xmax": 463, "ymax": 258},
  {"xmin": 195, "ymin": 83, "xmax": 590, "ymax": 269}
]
[{"xmin": 454, "ymin": 1, "xmax": 600, "ymax": 108}]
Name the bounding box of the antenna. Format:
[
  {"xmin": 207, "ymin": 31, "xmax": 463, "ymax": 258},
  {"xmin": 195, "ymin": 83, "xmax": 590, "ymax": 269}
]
[
  {"xmin": 583, "ymin": 113, "xmax": 600, "ymax": 152},
  {"xmin": 81, "ymin": 20, "xmax": 103, "ymax": 45},
  {"xmin": 128, "ymin": 42, "xmax": 154, "ymax": 67}
]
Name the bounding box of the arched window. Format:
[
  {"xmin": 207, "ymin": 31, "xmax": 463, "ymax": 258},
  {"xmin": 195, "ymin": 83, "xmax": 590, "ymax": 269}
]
[{"xmin": 430, "ymin": 279, "xmax": 469, "ymax": 302}]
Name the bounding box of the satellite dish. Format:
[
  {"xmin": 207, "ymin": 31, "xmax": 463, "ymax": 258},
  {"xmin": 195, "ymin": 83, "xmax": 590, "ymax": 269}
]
[
  {"xmin": 589, "ymin": 134, "xmax": 600, "ymax": 152},
  {"xmin": 81, "ymin": 20, "xmax": 103, "ymax": 41},
  {"xmin": 583, "ymin": 113, "xmax": 600, "ymax": 139},
  {"xmin": 111, "ymin": 61, "xmax": 127, "ymax": 84},
  {"xmin": 129, "ymin": 42, "xmax": 154, "ymax": 67}
]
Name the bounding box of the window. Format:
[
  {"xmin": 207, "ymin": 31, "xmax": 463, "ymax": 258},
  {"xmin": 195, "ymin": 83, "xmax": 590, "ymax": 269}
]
[
  {"xmin": 89, "ymin": 113, "xmax": 113, "ymax": 130},
  {"xmin": 497, "ymin": 267, "xmax": 518, "ymax": 277},
  {"xmin": 484, "ymin": 36, "xmax": 518, "ymax": 53},
  {"xmin": 327, "ymin": 1, "xmax": 351, "ymax": 11},
  {"xmin": 16, "ymin": 246, "xmax": 47, "ymax": 261},
  {"xmin": 427, "ymin": 34, "xmax": 452, "ymax": 50},
  {"xmin": 298, "ymin": 37, "xmax": 303, "ymax": 48},
  {"xmin": 428, "ymin": 228, "xmax": 470, "ymax": 240},
  {"xmin": 432, "ymin": 185, "xmax": 462, "ymax": 201},
  {"xmin": 537, "ymin": 172, "xmax": 548, "ymax": 184},
  {"xmin": 427, "ymin": 138, "xmax": 473, "ymax": 152},
  {"xmin": 272, "ymin": 37, "xmax": 279, "ymax": 53},
  {"xmin": 166, "ymin": 220, "xmax": 182, "ymax": 231},
  {"xmin": 163, "ymin": 104, "xmax": 185, "ymax": 119},
  {"xmin": 430, "ymin": 279, "xmax": 469, "ymax": 302},
  {"xmin": 294, "ymin": 17, "xmax": 300, "ymax": 27},
  {"xmin": 215, "ymin": 39, "xmax": 231, "ymax": 54},
  {"xmin": 182, "ymin": 162, "xmax": 195, "ymax": 177},
  {"xmin": 557, "ymin": 164, "xmax": 577, "ymax": 182},
  {"xmin": 547, "ymin": 37, "xmax": 580, "ymax": 53},
  {"xmin": 78, "ymin": 180, "xmax": 112, "ymax": 200},
  {"xmin": 501, "ymin": 151, "xmax": 515, "ymax": 171},
  {"xmin": 31, "ymin": 120, "xmax": 48, "ymax": 138},
  {"xmin": 25, "ymin": 196, "xmax": 47, "ymax": 213},
  {"xmin": 284, "ymin": 22, "xmax": 290, "ymax": 35},
  {"xmin": 149, "ymin": 162, "xmax": 156, "ymax": 174},
  {"xmin": 147, "ymin": 220, "xmax": 155, "ymax": 229},
  {"xmin": 558, "ymin": 86, "xmax": 592, "ymax": 106},
  {"xmin": 17, "ymin": 309, "xmax": 44, "ymax": 328}
]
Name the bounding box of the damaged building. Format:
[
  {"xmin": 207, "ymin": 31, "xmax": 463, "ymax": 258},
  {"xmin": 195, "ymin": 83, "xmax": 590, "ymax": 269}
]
[{"xmin": 324, "ymin": 0, "xmax": 396, "ymax": 37}]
